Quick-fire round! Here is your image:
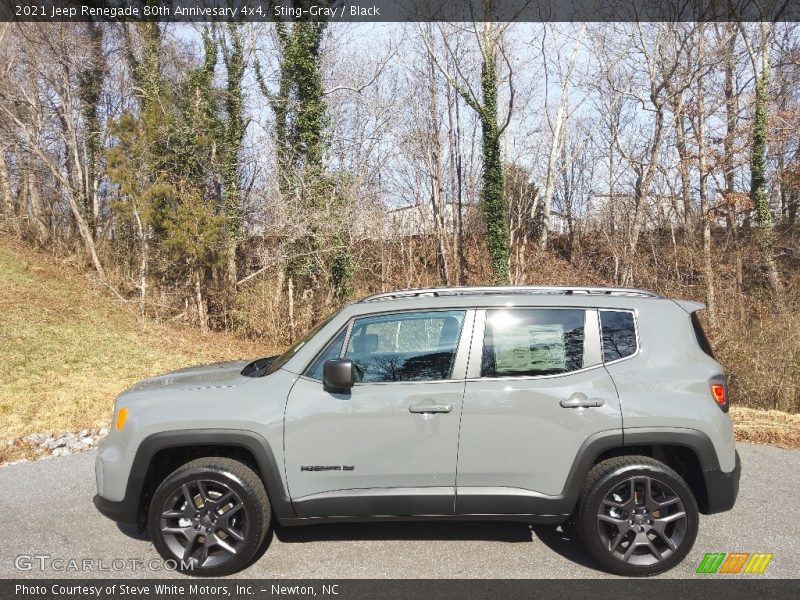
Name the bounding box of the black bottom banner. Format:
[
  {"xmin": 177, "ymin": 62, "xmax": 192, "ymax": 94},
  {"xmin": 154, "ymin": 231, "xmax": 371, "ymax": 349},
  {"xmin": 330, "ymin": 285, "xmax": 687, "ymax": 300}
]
[{"xmin": 4, "ymin": 579, "xmax": 800, "ymax": 600}]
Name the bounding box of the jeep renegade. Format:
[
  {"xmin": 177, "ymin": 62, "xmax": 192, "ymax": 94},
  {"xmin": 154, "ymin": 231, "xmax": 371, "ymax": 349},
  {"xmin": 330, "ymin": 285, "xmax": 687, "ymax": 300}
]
[{"xmin": 93, "ymin": 286, "xmax": 740, "ymax": 577}]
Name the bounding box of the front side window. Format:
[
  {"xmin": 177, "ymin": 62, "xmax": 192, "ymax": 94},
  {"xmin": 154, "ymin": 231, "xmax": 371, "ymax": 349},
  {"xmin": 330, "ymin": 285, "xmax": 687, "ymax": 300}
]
[
  {"xmin": 481, "ymin": 309, "xmax": 585, "ymax": 377},
  {"xmin": 305, "ymin": 328, "xmax": 348, "ymax": 380},
  {"xmin": 344, "ymin": 311, "xmax": 466, "ymax": 383},
  {"xmin": 600, "ymin": 310, "xmax": 637, "ymax": 362}
]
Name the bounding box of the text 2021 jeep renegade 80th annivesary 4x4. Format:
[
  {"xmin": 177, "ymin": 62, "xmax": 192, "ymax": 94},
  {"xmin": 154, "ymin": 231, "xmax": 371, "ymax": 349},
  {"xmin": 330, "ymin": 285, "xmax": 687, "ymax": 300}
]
[{"xmin": 93, "ymin": 286, "xmax": 740, "ymax": 577}]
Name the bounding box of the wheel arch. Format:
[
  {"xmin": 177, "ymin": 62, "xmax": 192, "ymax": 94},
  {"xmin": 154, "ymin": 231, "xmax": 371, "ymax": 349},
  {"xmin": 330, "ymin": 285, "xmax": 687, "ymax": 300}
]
[
  {"xmin": 125, "ymin": 429, "xmax": 294, "ymax": 530},
  {"xmin": 562, "ymin": 428, "xmax": 721, "ymax": 515}
]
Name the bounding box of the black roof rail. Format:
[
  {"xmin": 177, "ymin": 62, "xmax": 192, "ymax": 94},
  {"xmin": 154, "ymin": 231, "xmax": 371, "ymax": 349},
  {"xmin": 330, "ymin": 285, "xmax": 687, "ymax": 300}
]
[{"xmin": 359, "ymin": 285, "xmax": 662, "ymax": 302}]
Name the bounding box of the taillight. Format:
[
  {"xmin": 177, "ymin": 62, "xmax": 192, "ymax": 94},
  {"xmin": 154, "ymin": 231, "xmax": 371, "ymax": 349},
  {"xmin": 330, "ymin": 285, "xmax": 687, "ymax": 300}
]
[
  {"xmin": 710, "ymin": 381, "xmax": 728, "ymax": 412},
  {"xmin": 711, "ymin": 384, "xmax": 726, "ymax": 405}
]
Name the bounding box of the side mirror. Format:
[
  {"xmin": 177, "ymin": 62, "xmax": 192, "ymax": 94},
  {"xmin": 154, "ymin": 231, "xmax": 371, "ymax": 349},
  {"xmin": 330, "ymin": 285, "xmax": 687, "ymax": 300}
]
[{"xmin": 323, "ymin": 359, "xmax": 354, "ymax": 392}]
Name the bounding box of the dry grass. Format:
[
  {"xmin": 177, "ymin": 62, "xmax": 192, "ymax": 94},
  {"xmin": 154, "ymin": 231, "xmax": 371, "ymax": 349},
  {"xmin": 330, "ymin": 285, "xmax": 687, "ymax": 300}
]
[
  {"xmin": 731, "ymin": 406, "xmax": 800, "ymax": 449},
  {"xmin": 0, "ymin": 237, "xmax": 267, "ymax": 462}
]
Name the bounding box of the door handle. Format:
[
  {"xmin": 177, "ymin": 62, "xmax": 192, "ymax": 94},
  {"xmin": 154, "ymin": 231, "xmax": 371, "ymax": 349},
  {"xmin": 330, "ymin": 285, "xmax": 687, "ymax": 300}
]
[
  {"xmin": 560, "ymin": 393, "xmax": 605, "ymax": 408},
  {"xmin": 409, "ymin": 404, "xmax": 453, "ymax": 414}
]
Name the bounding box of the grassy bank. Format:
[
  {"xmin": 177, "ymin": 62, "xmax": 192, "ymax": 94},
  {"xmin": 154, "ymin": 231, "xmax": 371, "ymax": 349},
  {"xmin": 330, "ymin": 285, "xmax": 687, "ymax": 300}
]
[{"xmin": 0, "ymin": 237, "xmax": 266, "ymax": 462}]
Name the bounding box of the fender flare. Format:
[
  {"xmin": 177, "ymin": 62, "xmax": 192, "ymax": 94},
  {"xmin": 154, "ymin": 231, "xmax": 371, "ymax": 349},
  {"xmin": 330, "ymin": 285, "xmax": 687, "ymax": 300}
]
[
  {"xmin": 558, "ymin": 427, "xmax": 728, "ymax": 515},
  {"xmin": 622, "ymin": 427, "xmax": 737, "ymax": 514},
  {"xmin": 95, "ymin": 429, "xmax": 294, "ymax": 528}
]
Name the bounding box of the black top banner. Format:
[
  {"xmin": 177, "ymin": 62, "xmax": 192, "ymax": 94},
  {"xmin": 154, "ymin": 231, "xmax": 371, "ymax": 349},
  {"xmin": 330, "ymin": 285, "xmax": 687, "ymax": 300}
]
[{"xmin": 1, "ymin": 0, "xmax": 799, "ymax": 23}]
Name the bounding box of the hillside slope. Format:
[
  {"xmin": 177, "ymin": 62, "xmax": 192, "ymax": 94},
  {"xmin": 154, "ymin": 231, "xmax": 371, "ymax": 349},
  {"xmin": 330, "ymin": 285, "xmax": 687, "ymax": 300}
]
[{"xmin": 0, "ymin": 237, "xmax": 265, "ymax": 461}]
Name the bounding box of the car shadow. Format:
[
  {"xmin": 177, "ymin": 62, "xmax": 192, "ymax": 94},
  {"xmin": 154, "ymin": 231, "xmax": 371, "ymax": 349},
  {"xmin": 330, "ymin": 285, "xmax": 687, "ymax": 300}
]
[
  {"xmin": 275, "ymin": 517, "xmax": 602, "ymax": 571},
  {"xmin": 529, "ymin": 524, "xmax": 600, "ymax": 571},
  {"xmin": 118, "ymin": 518, "xmax": 601, "ymax": 573},
  {"xmin": 116, "ymin": 523, "xmax": 150, "ymax": 541}
]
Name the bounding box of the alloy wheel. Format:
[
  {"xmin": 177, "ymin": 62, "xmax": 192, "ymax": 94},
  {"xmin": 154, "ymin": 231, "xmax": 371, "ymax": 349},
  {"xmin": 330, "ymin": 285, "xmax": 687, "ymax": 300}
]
[
  {"xmin": 159, "ymin": 478, "xmax": 249, "ymax": 568},
  {"xmin": 596, "ymin": 475, "xmax": 688, "ymax": 566}
]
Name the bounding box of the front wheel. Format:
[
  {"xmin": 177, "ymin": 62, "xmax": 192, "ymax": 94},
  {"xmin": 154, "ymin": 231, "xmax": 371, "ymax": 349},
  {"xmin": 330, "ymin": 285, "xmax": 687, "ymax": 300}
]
[
  {"xmin": 577, "ymin": 456, "xmax": 699, "ymax": 577},
  {"xmin": 148, "ymin": 457, "xmax": 271, "ymax": 576}
]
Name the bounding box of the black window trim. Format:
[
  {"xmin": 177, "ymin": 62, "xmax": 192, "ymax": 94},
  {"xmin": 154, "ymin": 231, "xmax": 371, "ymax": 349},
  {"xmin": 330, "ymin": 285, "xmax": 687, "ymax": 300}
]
[
  {"xmin": 301, "ymin": 325, "xmax": 351, "ymax": 381},
  {"xmin": 690, "ymin": 311, "xmax": 715, "ymax": 358},
  {"xmin": 598, "ymin": 308, "xmax": 640, "ymax": 365}
]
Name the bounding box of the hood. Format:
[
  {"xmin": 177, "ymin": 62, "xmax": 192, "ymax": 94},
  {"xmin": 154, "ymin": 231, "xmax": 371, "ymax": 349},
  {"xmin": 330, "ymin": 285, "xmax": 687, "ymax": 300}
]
[{"xmin": 127, "ymin": 360, "xmax": 254, "ymax": 393}]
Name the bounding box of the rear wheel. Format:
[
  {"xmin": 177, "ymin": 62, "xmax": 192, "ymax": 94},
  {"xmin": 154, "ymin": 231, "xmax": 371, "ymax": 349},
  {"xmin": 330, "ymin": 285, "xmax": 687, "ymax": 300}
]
[
  {"xmin": 148, "ymin": 457, "xmax": 270, "ymax": 576},
  {"xmin": 577, "ymin": 456, "xmax": 699, "ymax": 577}
]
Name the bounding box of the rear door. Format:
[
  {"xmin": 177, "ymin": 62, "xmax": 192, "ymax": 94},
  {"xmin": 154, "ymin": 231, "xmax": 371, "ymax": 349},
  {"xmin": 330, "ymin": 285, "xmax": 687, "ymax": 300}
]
[
  {"xmin": 456, "ymin": 307, "xmax": 621, "ymax": 514},
  {"xmin": 285, "ymin": 309, "xmax": 474, "ymax": 517}
]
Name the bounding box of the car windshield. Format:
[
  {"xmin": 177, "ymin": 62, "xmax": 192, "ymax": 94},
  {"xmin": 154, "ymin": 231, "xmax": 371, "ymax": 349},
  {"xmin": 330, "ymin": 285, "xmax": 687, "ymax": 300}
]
[{"xmin": 264, "ymin": 311, "xmax": 340, "ymax": 376}]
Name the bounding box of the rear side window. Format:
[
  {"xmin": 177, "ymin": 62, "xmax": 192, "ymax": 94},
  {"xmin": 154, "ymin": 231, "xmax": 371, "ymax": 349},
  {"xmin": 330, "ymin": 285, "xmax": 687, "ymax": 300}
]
[
  {"xmin": 481, "ymin": 309, "xmax": 585, "ymax": 377},
  {"xmin": 600, "ymin": 310, "xmax": 637, "ymax": 362},
  {"xmin": 691, "ymin": 312, "xmax": 715, "ymax": 358}
]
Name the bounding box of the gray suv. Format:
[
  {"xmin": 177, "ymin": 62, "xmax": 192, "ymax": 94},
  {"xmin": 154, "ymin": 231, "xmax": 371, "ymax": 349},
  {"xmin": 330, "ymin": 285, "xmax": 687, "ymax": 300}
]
[{"xmin": 93, "ymin": 286, "xmax": 740, "ymax": 577}]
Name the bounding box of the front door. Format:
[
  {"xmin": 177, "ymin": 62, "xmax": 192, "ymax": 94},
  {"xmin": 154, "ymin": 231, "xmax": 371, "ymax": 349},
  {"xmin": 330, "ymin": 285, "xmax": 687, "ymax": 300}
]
[
  {"xmin": 456, "ymin": 307, "xmax": 622, "ymax": 515},
  {"xmin": 285, "ymin": 309, "xmax": 474, "ymax": 518}
]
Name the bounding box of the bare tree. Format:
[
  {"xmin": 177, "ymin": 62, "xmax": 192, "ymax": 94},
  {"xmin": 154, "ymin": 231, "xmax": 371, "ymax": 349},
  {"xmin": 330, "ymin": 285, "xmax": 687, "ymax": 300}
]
[
  {"xmin": 537, "ymin": 23, "xmax": 586, "ymax": 249},
  {"xmin": 0, "ymin": 24, "xmax": 106, "ymax": 277}
]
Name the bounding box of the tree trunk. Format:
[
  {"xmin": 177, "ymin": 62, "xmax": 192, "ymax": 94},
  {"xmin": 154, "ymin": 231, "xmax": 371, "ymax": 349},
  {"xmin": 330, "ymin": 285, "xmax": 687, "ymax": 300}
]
[
  {"xmin": 539, "ymin": 24, "xmax": 584, "ymax": 250},
  {"xmin": 479, "ymin": 27, "xmax": 509, "ymax": 284},
  {"xmin": 427, "ymin": 49, "xmax": 450, "ymax": 284},
  {"xmin": 696, "ymin": 30, "xmax": 716, "ymax": 324},
  {"xmin": 287, "ymin": 276, "xmax": 295, "ymax": 342},
  {"xmin": 749, "ymin": 27, "xmax": 783, "ymax": 302},
  {"xmin": 0, "ymin": 150, "xmax": 15, "ymax": 227},
  {"xmin": 194, "ymin": 267, "xmax": 208, "ymax": 332},
  {"xmin": 445, "ymin": 81, "xmax": 464, "ymax": 285},
  {"xmin": 80, "ymin": 21, "xmax": 105, "ymax": 239},
  {"xmin": 26, "ymin": 171, "xmax": 50, "ymax": 243},
  {"xmin": 222, "ymin": 23, "xmax": 246, "ymax": 310},
  {"xmin": 672, "ymin": 102, "xmax": 695, "ymax": 240},
  {"xmin": 721, "ymin": 23, "xmax": 744, "ymax": 306},
  {"xmin": 132, "ymin": 203, "xmax": 148, "ymax": 317},
  {"xmin": 621, "ymin": 101, "xmax": 665, "ymax": 286},
  {"xmin": 452, "ymin": 84, "xmax": 467, "ymax": 285}
]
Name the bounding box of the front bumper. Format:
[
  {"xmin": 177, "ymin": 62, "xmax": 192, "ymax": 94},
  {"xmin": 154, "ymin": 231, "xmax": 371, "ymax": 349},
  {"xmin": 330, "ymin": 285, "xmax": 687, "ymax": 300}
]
[
  {"xmin": 702, "ymin": 450, "xmax": 741, "ymax": 514},
  {"xmin": 93, "ymin": 494, "xmax": 141, "ymax": 528}
]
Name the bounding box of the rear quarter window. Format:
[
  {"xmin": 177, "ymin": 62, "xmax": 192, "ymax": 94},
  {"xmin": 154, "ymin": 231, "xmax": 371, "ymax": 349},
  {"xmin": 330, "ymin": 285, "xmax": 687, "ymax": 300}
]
[
  {"xmin": 691, "ymin": 312, "xmax": 715, "ymax": 358},
  {"xmin": 600, "ymin": 310, "xmax": 637, "ymax": 362}
]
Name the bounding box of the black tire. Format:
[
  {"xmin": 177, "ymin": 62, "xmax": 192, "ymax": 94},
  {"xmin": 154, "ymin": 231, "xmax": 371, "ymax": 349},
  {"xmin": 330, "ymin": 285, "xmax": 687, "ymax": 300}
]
[
  {"xmin": 577, "ymin": 455, "xmax": 699, "ymax": 577},
  {"xmin": 148, "ymin": 457, "xmax": 271, "ymax": 577}
]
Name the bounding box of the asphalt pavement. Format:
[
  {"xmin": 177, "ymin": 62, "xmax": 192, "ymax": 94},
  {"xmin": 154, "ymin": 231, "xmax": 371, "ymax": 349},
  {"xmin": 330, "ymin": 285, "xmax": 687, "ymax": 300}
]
[{"xmin": 2, "ymin": 442, "xmax": 797, "ymax": 579}]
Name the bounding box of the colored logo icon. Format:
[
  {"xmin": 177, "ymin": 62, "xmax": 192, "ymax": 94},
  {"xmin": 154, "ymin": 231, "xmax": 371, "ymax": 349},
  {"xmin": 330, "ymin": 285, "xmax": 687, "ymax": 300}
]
[{"xmin": 696, "ymin": 553, "xmax": 773, "ymax": 574}]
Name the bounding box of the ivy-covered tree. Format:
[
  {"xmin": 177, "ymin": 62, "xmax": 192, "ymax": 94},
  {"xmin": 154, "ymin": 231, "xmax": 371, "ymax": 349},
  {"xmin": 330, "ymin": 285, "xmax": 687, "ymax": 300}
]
[
  {"xmin": 478, "ymin": 45, "xmax": 509, "ymax": 283},
  {"xmin": 257, "ymin": 5, "xmax": 354, "ymax": 321},
  {"xmin": 423, "ymin": 20, "xmax": 513, "ymax": 284},
  {"xmin": 744, "ymin": 22, "xmax": 783, "ymax": 301}
]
